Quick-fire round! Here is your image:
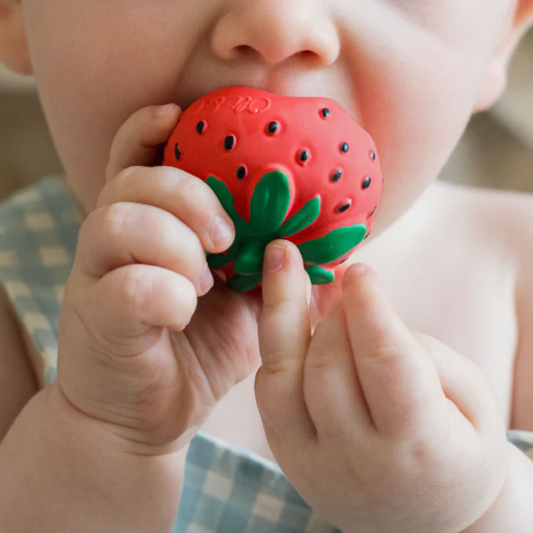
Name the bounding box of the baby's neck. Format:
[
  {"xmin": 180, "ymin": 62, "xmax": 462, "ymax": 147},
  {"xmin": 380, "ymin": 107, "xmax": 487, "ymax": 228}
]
[{"xmin": 358, "ymin": 179, "xmax": 444, "ymax": 262}]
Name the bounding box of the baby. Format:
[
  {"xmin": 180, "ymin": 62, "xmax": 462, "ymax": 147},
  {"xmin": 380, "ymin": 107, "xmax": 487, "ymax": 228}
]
[{"xmin": 1, "ymin": 0, "xmax": 533, "ymax": 531}]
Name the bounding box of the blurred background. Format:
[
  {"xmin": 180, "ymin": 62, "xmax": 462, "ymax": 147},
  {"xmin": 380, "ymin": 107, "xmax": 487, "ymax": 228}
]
[{"xmin": 1, "ymin": 29, "xmax": 533, "ymax": 200}]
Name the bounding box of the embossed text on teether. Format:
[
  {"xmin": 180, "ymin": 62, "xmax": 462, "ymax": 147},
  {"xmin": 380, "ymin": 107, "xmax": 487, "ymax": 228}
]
[
  {"xmin": 188, "ymin": 94, "xmax": 272, "ymax": 116},
  {"xmin": 232, "ymin": 97, "xmax": 272, "ymax": 114}
]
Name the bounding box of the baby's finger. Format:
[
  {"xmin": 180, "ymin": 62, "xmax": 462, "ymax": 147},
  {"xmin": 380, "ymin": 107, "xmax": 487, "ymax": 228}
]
[
  {"xmin": 256, "ymin": 241, "xmax": 316, "ymax": 450},
  {"xmin": 106, "ymin": 104, "xmax": 181, "ymax": 181},
  {"xmin": 413, "ymin": 333, "xmax": 501, "ymax": 433},
  {"xmin": 76, "ymin": 202, "xmax": 213, "ymax": 296},
  {"xmin": 342, "ymin": 264, "xmax": 446, "ymax": 437},
  {"xmin": 87, "ymin": 265, "xmax": 197, "ymax": 350},
  {"xmin": 304, "ymin": 304, "xmax": 373, "ymax": 441},
  {"xmin": 97, "ymin": 166, "xmax": 235, "ymax": 254}
]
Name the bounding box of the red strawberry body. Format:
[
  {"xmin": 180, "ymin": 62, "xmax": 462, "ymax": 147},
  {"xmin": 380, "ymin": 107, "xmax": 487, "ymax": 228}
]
[{"xmin": 163, "ymin": 86, "xmax": 383, "ymax": 291}]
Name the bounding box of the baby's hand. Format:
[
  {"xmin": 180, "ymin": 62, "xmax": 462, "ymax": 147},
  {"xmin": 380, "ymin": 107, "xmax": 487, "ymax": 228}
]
[
  {"xmin": 52, "ymin": 104, "xmax": 264, "ymax": 455},
  {"xmin": 255, "ymin": 240, "xmax": 509, "ymax": 533}
]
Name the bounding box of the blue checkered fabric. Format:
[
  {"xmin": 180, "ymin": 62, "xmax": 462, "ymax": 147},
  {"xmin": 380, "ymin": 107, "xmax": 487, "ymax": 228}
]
[{"xmin": 1, "ymin": 176, "xmax": 532, "ymax": 532}]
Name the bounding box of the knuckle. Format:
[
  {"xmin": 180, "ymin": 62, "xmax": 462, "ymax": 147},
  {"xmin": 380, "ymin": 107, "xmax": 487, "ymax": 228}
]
[
  {"xmin": 119, "ymin": 266, "xmax": 151, "ymax": 311},
  {"xmin": 99, "ymin": 166, "xmax": 142, "ymax": 206},
  {"xmin": 113, "ymin": 165, "xmax": 142, "ymax": 193},
  {"xmin": 172, "ymin": 172, "xmax": 222, "ymax": 216},
  {"xmin": 401, "ymin": 428, "xmax": 446, "ymax": 470},
  {"xmin": 175, "ymin": 226, "xmax": 204, "ymax": 260},
  {"xmin": 305, "ymin": 351, "xmax": 334, "ymax": 372},
  {"xmin": 262, "ymin": 293, "xmax": 294, "ymax": 313},
  {"xmin": 155, "ymin": 220, "xmax": 205, "ymax": 275},
  {"xmin": 79, "ymin": 205, "xmax": 128, "ymax": 248},
  {"xmin": 390, "ymin": 404, "xmax": 427, "ymax": 439},
  {"xmin": 180, "ymin": 276, "xmax": 198, "ymax": 308},
  {"xmin": 360, "ymin": 336, "xmax": 409, "ymax": 365},
  {"xmin": 171, "ymin": 279, "xmax": 198, "ymax": 331},
  {"xmin": 115, "ymin": 163, "xmax": 138, "ymax": 179},
  {"xmin": 258, "ymin": 353, "xmax": 292, "ymax": 377},
  {"xmin": 174, "ymin": 172, "xmax": 207, "ymax": 203},
  {"xmin": 98, "ymin": 203, "xmax": 134, "ymax": 240}
]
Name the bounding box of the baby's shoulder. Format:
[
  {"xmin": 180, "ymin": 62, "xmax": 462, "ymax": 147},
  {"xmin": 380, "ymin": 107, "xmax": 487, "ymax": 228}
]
[
  {"xmin": 434, "ymin": 180, "xmax": 533, "ymax": 329},
  {"xmin": 435, "ymin": 179, "xmax": 533, "ymax": 262}
]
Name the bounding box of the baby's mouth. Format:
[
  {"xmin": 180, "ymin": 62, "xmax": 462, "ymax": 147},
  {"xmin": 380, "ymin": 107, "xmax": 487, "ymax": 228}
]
[{"xmin": 178, "ymin": 83, "xmax": 337, "ymax": 115}]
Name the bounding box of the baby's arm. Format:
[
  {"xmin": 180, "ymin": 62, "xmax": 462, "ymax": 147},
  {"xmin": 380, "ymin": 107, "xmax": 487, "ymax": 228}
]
[
  {"xmin": 0, "ymin": 379, "xmax": 188, "ymax": 532},
  {"xmin": 463, "ymin": 194, "xmax": 533, "ymax": 532}
]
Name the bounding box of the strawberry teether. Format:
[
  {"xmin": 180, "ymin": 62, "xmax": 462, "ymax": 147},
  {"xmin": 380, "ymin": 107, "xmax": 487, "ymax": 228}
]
[{"xmin": 163, "ymin": 86, "xmax": 383, "ymax": 292}]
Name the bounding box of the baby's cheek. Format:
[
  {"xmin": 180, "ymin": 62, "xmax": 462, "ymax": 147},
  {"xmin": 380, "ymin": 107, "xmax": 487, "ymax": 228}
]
[{"xmin": 345, "ymin": 3, "xmax": 500, "ymax": 235}]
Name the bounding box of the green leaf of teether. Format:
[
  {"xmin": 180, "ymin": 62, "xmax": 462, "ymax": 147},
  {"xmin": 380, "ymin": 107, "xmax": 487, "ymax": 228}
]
[
  {"xmin": 279, "ymin": 197, "xmax": 321, "ymax": 238},
  {"xmin": 228, "ymin": 273, "xmax": 262, "ymax": 292},
  {"xmin": 206, "ymin": 176, "xmax": 240, "ymax": 222},
  {"xmin": 205, "ymin": 175, "xmax": 247, "ymax": 270},
  {"xmin": 207, "ymin": 253, "xmax": 232, "ymax": 269},
  {"xmin": 298, "ymin": 224, "xmax": 367, "ymax": 266},
  {"xmin": 234, "ymin": 239, "xmax": 266, "ymax": 275},
  {"xmin": 249, "ymin": 171, "xmax": 291, "ymax": 233},
  {"xmin": 207, "ymin": 236, "xmax": 241, "ymax": 268},
  {"xmin": 305, "ymin": 266, "xmax": 335, "ymax": 285}
]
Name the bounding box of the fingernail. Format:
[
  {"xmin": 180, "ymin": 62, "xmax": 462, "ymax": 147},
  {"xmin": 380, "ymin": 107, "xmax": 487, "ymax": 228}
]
[
  {"xmin": 155, "ymin": 103, "xmax": 179, "ymax": 118},
  {"xmin": 200, "ymin": 264, "xmax": 214, "ymax": 294},
  {"xmin": 211, "ymin": 217, "xmax": 234, "ymax": 248},
  {"xmin": 350, "ymin": 263, "xmax": 367, "ymax": 277},
  {"xmin": 265, "ymin": 244, "xmax": 286, "ymax": 272},
  {"xmin": 343, "ymin": 263, "xmax": 369, "ymax": 285}
]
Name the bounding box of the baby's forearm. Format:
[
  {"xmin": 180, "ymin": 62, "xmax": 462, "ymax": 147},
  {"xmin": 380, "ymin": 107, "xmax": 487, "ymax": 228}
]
[
  {"xmin": 0, "ymin": 385, "xmax": 188, "ymax": 533},
  {"xmin": 462, "ymin": 441, "xmax": 533, "ymax": 533}
]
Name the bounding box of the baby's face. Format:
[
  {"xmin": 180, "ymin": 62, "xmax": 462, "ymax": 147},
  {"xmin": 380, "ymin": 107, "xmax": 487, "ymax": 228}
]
[{"xmin": 21, "ymin": 0, "xmax": 511, "ymax": 234}]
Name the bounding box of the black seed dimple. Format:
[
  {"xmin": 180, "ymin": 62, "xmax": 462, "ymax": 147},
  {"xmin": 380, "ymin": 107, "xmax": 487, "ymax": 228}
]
[
  {"xmin": 340, "ymin": 258, "xmax": 348, "ymax": 264},
  {"xmin": 330, "ymin": 169, "xmax": 343, "ymax": 182},
  {"xmin": 320, "ymin": 108, "xmax": 331, "ymax": 119},
  {"xmin": 370, "ymin": 150, "xmax": 376, "ymax": 161},
  {"xmin": 340, "ymin": 142, "xmax": 349, "ymax": 154},
  {"xmin": 364, "ymin": 230, "xmax": 372, "ymax": 240},
  {"xmin": 196, "ymin": 120, "xmax": 206, "ymax": 134},
  {"xmin": 335, "ymin": 201, "xmax": 352, "ymax": 214},
  {"xmin": 224, "ymin": 135, "xmax": 236, "ymax": 150},
  {"xmin": 236, "ymin": 166, "xmax": 247, "ymax": 180},
  {"xmin": 299, "ymin": 149, "xmax": 310, "ymax": 162},
  {"xmin": 368, "ymin": 205, "xmax": 377, "ymax": 218},
  {"xmin": 267, "ymin": 121, "xmax": 280, "ymax": 134},
  {"xmin": 362, "ymin": 176, "xmax": 372, "ymax": 189},
  {"xmin": 174, "ymin": 143, "xmax": 182, "ymax": 161}
]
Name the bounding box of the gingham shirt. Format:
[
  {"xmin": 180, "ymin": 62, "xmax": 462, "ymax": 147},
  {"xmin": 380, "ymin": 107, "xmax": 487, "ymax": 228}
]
[{"xmin": 0, "ymin": 176, "xmax": 531, "ymax": 533}]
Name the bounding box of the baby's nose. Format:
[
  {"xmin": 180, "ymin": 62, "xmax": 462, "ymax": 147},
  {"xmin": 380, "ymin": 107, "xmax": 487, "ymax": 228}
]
[{"xmin": 210, "ymin": 0, "xmax": 340, "ymax": 67}]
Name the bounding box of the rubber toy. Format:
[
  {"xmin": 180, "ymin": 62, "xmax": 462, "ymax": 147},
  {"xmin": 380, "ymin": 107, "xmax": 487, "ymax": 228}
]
[{"xmin": 163, "ymin": 86, "xmax": 383, "ymax": 292}]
